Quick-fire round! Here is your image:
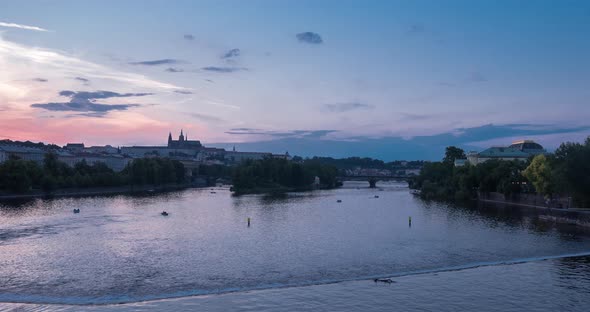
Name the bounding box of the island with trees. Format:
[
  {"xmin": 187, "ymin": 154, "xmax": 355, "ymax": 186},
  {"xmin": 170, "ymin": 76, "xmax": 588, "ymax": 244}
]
[{"xmin": 231, "ymin": 157, "xmax": 340, "ymax": 195}]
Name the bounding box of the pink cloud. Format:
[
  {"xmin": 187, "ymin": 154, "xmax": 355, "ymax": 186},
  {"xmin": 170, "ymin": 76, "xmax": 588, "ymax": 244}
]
[{"xmin": 0, "ymin": 116, "xmax": 184, "ymax": 146}]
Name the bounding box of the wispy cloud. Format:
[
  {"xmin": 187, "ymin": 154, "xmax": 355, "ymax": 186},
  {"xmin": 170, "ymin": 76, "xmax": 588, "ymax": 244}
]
[
  {"xmin": 59, "ymin": 90, "xmax": 152, "ymax": 100},
  {"xmin": 129, "ymin": 59, "xmax": 184, "ymax": 66},
  {"xmin": 184, "ymin": 34, "xmax": 194, "ymax": 40},
  {"xmin": 32, "ymin": 78, "xmax": 48, "ymax": 82},
  {"xmin": 165, "ymin": 67, "xmax": 184, "ymax": 73},
  {"xmin": 174, "ymin": 90, "xmax": 193, "ymax": 95},
  {"xmin": 0, "ymin": 21, "xmax": 48, "ymax": 32},
  {"xmin": 398, "ymin": 113, "xmax": 433, "ymax": 121},
  {"xmin": 30, "ymin": 90, "xmax": 151, "ymax": 115},
  {"xmin": 225, "ymin": 128, "xmax": 336, "ymax": 138},
  {"xmin": 66, "ymin": 112, "xmax": 108, "ymax": 118},
  {"xmin": 323, "ymin": 102, "xmax": 374, "ymax": 112},
  {"xmin": 74, "ymin": 77, "xmax": 90, "ymax": 85},
  {"xmin": 221, "ymin": 48, "xmax": 240, "ymax": 59},
  {"xmin": 201, "ymin": 66, "xmax": 246, "ymax": 73},
  {"xmin": 190, "ymin": 113, "xmax": 224, "ymax": 123},
  {"xmin": 296, "ymin": 32, "xmax": 323, "ymax": 44},
  {"xmin": 0, "ymin": 36, "xmax": 181, "ymax": 91}
]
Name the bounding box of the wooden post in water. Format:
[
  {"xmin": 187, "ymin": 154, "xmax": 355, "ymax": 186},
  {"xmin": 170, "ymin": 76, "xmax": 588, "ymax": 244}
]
[
  {"xmin": 409, "ymin": 216, "xmax": 412, "ymax": 227},
  {"xmin": 247, "ymin": 217, "xmax": 251, "ymax": 227}
]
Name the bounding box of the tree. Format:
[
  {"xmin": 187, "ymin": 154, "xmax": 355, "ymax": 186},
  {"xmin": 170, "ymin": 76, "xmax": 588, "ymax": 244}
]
[
  {"xmin": 551, "ymin": 137, "xmax": 590, "ymax": 206},
  {"xmin": 0, "ymin": 159, "xmax": 33, "ymax": 193},
  {"xmin": 443, "ymin": 146, "xmax": 466, "ymax": 164},
  {"xmin": 43, "ymin": 152, "xmax": 60, "ymax": 176},
  {"xmin": 41, "ymin": 175, "xmax": 57, "ymax": 192},
  {"xmin": 231, "ymin": 158, "xmax": 337, "ymax": 194},
  {"xmin": 522, "ymin": 154, "xmax": 553, "ymax": 196}
]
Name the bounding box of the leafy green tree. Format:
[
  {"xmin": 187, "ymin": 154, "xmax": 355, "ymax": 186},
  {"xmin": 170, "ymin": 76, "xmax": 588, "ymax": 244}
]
[
  {"xmin": 522, "ymin": 154, "xmax": 553, "ymax": 196},
  {"xmin": 443, "ymin": 146, "xmax": 466, "ymax": 165},
  {"xmin": 411, "ymin": 147, "xmax": 528, "ymax": 200}
]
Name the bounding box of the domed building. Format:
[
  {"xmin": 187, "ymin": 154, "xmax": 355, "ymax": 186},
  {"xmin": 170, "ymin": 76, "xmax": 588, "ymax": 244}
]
[
  {"xmin": 508, "ymin": 140, "xmax": 546, "ymax": 156},
  {"xmin": 466, "ymin": 140, "xmax": 546, "ymax": 165}
]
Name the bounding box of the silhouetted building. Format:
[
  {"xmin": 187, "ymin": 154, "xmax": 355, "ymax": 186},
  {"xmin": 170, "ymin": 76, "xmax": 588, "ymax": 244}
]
[
  {"xmin": 168, "ymin": 130, "xmax": 202, "ymax": 149},
  {"xmin": 65, "ymin": 143, "xmax": 85, "ymax": 152},
  {"xmin": 0, "ymin": 145, "xmax": 46, "ymax": 164}
]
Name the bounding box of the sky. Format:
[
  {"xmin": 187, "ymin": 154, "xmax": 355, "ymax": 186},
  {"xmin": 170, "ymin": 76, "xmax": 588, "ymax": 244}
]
[{"xmin": 1, "ymin": 0, "xmax": 589, "ymax": 160}]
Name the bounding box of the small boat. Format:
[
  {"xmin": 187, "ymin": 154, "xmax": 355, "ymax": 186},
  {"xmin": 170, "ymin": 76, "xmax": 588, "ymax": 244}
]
[
  {"xmin": 73, "ymin": 209, "xmax": 80, "ymax": 213},
  {"xmin": 374, "ymin": 195, "xmax": 379, "ymax": 198},
  {"xmin": 161, "ymin": 211, "xmax": 169, "ymax": 216},
  {"xmin": 337, "ymin": 199, "xmax": 342, "ymax": 203},
  {"xmin": 374, "ymin": 278, "xmax": 394, "ymax": 284}
]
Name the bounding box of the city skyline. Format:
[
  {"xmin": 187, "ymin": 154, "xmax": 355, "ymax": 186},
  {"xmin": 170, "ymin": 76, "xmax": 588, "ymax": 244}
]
[{"xmin": 1, "ymin": 0, "xmax": 589, "ymax": 160}]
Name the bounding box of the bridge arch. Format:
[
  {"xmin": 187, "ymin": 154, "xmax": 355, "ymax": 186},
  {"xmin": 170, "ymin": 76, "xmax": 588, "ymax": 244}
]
[{"xmin": 337, "ymin": 175, "xmax": 411, "ymax": 188}]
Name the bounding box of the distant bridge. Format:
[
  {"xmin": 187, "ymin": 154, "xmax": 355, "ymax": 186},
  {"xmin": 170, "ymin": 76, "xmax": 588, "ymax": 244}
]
[{"xmin": 337, "ymin": 175, "xmax": 412, "ymax": 188}]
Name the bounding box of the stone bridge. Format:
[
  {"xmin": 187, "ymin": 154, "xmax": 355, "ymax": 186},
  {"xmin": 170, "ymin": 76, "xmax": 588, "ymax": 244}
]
[{"xmin": 337, "ymin": 175, "xmax": 412, "ymax": 188}]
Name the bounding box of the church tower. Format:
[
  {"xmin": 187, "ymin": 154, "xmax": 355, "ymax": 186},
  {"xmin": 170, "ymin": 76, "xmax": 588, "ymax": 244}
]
[
  {"xmin": 168, "ymin": 132, "xmax": 172, "ymax": 147},
  {"xmin": 179, "ymin": 129, "xmax": 185, "ymax": 142}
]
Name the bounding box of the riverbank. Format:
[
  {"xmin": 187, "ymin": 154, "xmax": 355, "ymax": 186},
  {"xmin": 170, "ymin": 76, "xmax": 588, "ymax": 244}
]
[
  {"xmin": 478, "ymin": 198, "xmax": 590, "ymax": 228},
  {"xmin": 0, "ymin": 183, "xmax": 193, "ymax": 201},
  {"xmin": 411, "ymin": 191, "xmax": 590, "ymax": 228}
]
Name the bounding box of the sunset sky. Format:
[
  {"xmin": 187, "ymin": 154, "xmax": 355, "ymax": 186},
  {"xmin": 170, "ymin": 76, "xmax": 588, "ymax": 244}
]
[{"xmin": 1, "ymin": 0, "xmax": 589, "ymax": 160}]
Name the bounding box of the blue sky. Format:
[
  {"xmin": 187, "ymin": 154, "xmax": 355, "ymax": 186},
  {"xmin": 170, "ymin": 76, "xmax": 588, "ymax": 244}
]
[{"xmin": 1, "ymin": 0, "xmax": 589, "ymax": 160}]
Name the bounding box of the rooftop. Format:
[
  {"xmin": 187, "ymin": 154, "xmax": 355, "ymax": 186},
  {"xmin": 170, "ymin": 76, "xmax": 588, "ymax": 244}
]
[
  {"xmin": 0, "ymin": 145, "xmax": 46, "ymax": 154},
  {"xmin": 509, "ymin": 140, "xmax": 545, "ymax": 153},
  {"xmin": 478, "ymin": 147, "xmax": 530, "ymax": 158}
]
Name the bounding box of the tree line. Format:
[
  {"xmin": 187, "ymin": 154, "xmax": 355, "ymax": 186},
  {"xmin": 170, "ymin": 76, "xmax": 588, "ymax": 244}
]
[
  {"xmin": 231, "ymin": 157, "xmax": 340, "ymax": 194},
  {"xmin": 410, "ymin": 138, "xmax": 590, "ymax": 207},
  {"xmin": 292, "ymin": 156, "xmax": 424, "ymax": 171},
  {"xmin": 0, "ymin": 153, "xmax": 186, "ymax": 194}
]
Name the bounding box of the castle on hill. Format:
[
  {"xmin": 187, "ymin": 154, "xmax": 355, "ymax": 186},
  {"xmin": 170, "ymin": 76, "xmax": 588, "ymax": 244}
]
[{"xmin": 167, "ymin": 129, "xmax": 202, "ymax": 149}]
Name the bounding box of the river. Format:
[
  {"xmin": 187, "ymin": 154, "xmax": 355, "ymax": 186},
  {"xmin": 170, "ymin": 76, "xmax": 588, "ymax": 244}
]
[{"xmin": 1, "ymin": 181, "xmax": 589, "ymax": 311}]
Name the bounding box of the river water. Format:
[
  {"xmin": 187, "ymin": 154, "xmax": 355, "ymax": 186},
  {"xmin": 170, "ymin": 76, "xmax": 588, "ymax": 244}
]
[{"xmin": 1, "ymin": 181, "xmax": 590, "ymax": 311}]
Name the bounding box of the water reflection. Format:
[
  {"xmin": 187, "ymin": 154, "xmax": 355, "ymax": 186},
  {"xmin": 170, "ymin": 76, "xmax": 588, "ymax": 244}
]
[{"xmin": 1, "ymin": 182, "xmax": 590, "ymax": 304}]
